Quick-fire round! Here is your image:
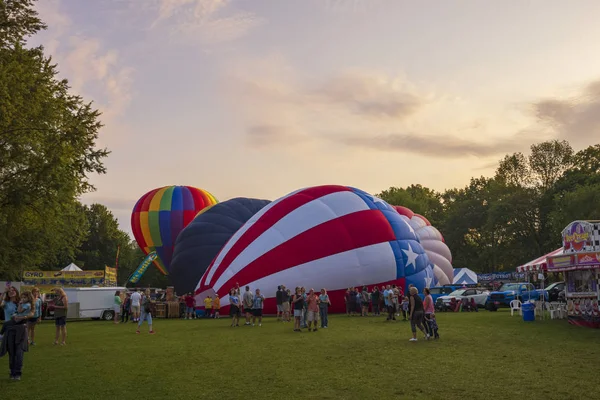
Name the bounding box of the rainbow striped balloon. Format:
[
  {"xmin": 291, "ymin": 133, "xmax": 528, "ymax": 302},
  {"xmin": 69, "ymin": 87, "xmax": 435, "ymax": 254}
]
[{"xmin": 131, "ymin": 186, "xmax": 218, "ymax": 274}]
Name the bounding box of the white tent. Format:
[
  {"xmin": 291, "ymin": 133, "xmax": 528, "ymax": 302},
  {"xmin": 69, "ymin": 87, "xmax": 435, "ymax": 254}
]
[
  {"xmin": 62, "ymin": 263, "xmax": 82, "ymax": 272},
  {"xmin": 453, "ymin": 268, "xmax": 478, "ymax": 285}
]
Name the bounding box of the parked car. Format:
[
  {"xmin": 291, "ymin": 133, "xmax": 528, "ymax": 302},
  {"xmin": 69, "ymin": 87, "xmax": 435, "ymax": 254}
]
[
  {"xmin": 486, "ymin": 282, "xmax": 548, "ymax": 311},
  {"xmin": 438, "ymin": 288, "xmax": 490, "ymax": 309},
  {"xmin": 419, "ymin": 286, "xmax": 464, "ymax": 303},
  {"xmin": 545, "ymin": 281, "xmax": 565, "ymax": 302}
]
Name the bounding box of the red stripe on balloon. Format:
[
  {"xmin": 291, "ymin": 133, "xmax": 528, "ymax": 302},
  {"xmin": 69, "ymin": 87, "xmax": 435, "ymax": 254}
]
[
  {"xmin": 216, "ymin": 209, "xmax": 396, "ymax": 294},
  {"xmin": 202, "ymin": 185, "xmax": 351, "ymax": 289}
]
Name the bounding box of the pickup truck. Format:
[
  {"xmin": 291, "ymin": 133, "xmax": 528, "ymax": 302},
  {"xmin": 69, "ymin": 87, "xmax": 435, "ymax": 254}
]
[{"xmin": 486, "ymin": 283, "xmax": 548, "ymax": 311}]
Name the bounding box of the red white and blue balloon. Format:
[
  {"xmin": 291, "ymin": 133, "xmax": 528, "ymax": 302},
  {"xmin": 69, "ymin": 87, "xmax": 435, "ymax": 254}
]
[{"xmin": 195, "ymin": 185, "xmax": 436, "ymax": 313}]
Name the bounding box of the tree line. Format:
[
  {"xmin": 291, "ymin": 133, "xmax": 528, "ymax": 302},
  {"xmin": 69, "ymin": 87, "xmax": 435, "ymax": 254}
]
[{"xmin": 1, "ymin": 1, "xmax": 599, "ymax": 288}]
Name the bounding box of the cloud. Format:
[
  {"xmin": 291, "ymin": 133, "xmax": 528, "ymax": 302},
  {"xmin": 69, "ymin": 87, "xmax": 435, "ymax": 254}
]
[
  {"xmin": 533, "ymin": 79, "xmax": 600, "ymax": 147},
  {"xmin": 150, "ymin": 0, "xmax": 263, "ymax": 44},
  {"xmin": 223, "ymin": 56, "xmax": 526, "ymax": 157},
  {"xmin": 333, "ymin": 133, "xmax": 525, "ymax": 158},
  {"xmin": 33, "ymin": 1, "xmax": 135, "ymax": 142}
]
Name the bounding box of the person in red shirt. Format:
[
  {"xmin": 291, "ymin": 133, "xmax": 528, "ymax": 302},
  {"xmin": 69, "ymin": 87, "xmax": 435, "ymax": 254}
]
[{"xmin": 185, "ymin": 293, "xmax": 196, "ymax": 320}]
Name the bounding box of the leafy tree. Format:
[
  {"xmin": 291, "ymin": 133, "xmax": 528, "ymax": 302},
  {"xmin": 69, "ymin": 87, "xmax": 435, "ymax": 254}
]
[
  {"xmin": 376, "ymin": 184, "xmax": 443, "ymax": 226},
  {"xmin": 0, "ymin": 0, "xmax": 108, "ymax": 278}
]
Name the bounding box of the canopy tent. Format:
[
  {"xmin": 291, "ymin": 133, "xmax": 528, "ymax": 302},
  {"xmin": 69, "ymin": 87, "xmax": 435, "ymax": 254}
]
[
  {"xmin": 62, "ymin": 263, "xmax": 83, "ymax": 272},
  {"xmin": 452, "ymin": 268, "xmax": 478, "ymax": 285},
  {"xmin": 516, "ymin": 248, "xmax": 563, "ymax": 273}
]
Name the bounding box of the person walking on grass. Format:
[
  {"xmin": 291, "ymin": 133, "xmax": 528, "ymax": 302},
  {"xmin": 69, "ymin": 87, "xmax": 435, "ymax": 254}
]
[
  {"xmin": 213, "ymin": 294, "xmax": 221, "ymax": 319},
  {"xmin": 114, "ymin": 291, "xmax": 122, "ymax": 324},
  {"xmin": 136, "ymin": 289, "xmax": 155, "ymax": 335},
  {"xmin": 130, "ymin": 289, "xmax": 141, "ymax": 322},
  {"xmin": 52, "ymin": 288, "xmax": 68, "ymax": 345},
  {"xmin": 252, "ymin": 289, "xmax": 265, "ymax": 327},
  {"xmin": 423, "ymin": 288, "xmax": 435, "ymax": 337},
  {"xmin": 243, "ymin": 286, "xmax": 254, "ymax": 326},
  {"xmin": 229, "ymin": 288, "xmax": 241, "ymax": 327},
  {"xmin": 27, "ymin": 288, "xmax": 42, "ymax": 346},
  {"xmin": 408, "ymin": 287, "xmax": 428, "ymax": 342},
  {"xmin": 292, "ymin": 287, "xmax": 305, "ymax": 332},
  {"xmin": 319, "ymin": 288, "xmax": 331, "ymax": 328}
]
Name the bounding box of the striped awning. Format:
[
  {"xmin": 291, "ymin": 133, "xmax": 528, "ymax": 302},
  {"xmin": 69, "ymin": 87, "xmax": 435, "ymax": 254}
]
[{"xmin": 516, "ymin": 248, "xmax": 564, "ymax": 273}]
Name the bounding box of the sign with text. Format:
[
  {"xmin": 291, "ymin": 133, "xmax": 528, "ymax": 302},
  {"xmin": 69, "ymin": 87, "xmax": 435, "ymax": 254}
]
[
  {"xmin": 22, "ymin": 270, "xmax": 105, "ymax": 286},
  {"xmin": 562, "ymin": 221, "xmax": 593, "ymax": 252}
]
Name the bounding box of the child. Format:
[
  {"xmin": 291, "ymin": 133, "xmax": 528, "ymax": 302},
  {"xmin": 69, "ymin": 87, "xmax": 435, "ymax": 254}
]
[
  {"xmin": 425, "ymin": 313, "xmax": 439, "ymax": 339},
  {"xmin": 1, "ymin": 291, "xmax": 33, "ymax": 334},
  {"xmin": 401, "ymin": 296, "xmax": 409, "ymax": 321},
  {"xmin": 213, "ymin": 294, "xmax": 220, "ymax": 319}
]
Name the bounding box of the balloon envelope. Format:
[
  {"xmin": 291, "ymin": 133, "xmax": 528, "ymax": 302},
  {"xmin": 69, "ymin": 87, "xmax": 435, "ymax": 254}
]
[
  {"xmin": 170, "ymin": 198, "xmax": 271, "ymax": 294},
  {"xmin": 131, "ymin": 186, "xmax": 218, "ymax": 274},
  {"xmin": 195, "ymin": 185, "xmax": 434, "ymax": 314}
]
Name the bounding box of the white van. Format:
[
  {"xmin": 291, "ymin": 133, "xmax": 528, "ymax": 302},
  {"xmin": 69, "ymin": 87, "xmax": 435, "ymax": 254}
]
[{"xmin": 63, "ymin": 287, "xmax": 126, "ymax": 321}]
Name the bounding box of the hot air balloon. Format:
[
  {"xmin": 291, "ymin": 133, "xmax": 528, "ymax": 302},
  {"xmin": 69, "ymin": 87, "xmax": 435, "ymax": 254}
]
[
  {"xmin": 170, "ymin": 198, "xmax": 271, "ymax": 294},
  {"xmin": 194, "ymin": 185, "xmax": 434, "ymax": 314},
  {"xmin": 392, "ymin": 206, "xmax": 454, "ymax": 285},
  {"xmin": 131, "ymin": 186, "xmax": 218, "ymax": 274}
]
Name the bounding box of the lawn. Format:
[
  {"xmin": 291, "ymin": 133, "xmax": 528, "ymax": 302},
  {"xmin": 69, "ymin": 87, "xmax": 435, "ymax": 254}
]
[{"xmin": 1, "ymin": 310, "xmax": 599, "ymax": 400}]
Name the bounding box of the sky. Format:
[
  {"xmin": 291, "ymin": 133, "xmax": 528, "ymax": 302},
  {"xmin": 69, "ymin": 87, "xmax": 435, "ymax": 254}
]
[{"xmin": 31, "ymin": 0, "xmax": 600, "ymax": 234}]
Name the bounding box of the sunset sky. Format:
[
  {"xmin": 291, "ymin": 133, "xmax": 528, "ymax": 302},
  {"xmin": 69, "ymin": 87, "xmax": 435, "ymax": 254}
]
[{"xmin": 32, "ymin": 0, "xmax": 600, "ymax": 233}]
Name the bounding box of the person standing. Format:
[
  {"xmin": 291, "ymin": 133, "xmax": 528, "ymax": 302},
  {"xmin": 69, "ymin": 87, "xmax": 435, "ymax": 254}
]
[
  {"xmin": 28, "ymin": 288, "xmax": 42, "ymax": 346},
  {"xmin": 185, "ymin": 293, "xmax": 196, "ymax": 320},
  {"xmin": 52, "ymin": 288, "xmax": 68, "ymax": 345},
  {"xmin": 306, "ymin": 289, "xmax": 320, "ymax": 332},
  {"xmin": 251, "ymin": 289, "xmax": 265, "ymax": 327},
  {"xmin": 371, "ymin": 287, "xmax": 380, "ymax": 316},
  {"xmin": 121, "ymin": 293, "xmax": 131, "ymax": 323},
  {"xmin": 292, "ymin": 287, "xmax": 305, "ymax": 332},
  {"xmin": 392, "ymin": 285, "xmax": 400, "ymax": 317},
  {"xmin": 1, "ymin": 290, "xmax": 33, "ymax": 381},
  {"xmin": 275, "ymin": 286, "xmax": 283, "ymax": 321},
  {"xmin": 344, "ymin": 288, "xmax": 352, "ymax": 316},
  {"xmin": 229, "ymin": 288, "xmax": 241, "ymax": 327},
  {"xmin": 114, "ymin": 291, "xmax": 122, "ymax": 324},
  {"xmin": 361, "ymin": 286, "xmax": 370, "ymax": 317},
  {"xmin": 318, "ymin": 289, "xmax": 331, "ymax": 328},
  {"xmin": 213, "ymin": 294, "xmax": 221, "ymax": 319},
  {"xmin": 130, "ymin": 289, "xmax": 141, "ymax": 322},
  {"xmin": 136, "ymin": 289, "xmax": 155, "ymax": 334},
  {"xmin": 242, "ymin": 286, "xmax": 254, "ymax": 326},
  {"xmin": 1, "ymin": 286, "xmax": 19, "ymax": 327},
  {"xmin": 281, "ymin": 286, "xmax": 290, "ymax": 322},
  {"xmin": 203, "ymin": 295, "xmax": 212, "ymax": 318},
  {"xmin": 408, "ymin": 287, "xmax": 428, "ymax": 342},
  {"xmin": 300, "ymin": 287, "xmax": 308, "ymax": 328}
]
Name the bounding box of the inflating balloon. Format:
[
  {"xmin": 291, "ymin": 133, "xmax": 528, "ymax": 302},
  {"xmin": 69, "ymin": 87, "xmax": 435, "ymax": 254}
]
[
  {"xmin": 195, "ymin": 185, "xmax": 435, "ymax": 313},
  {"xmin": 131, "ymin": 186, "xmax": 218, "ymax": 274},
  {"xmin": 170, "ymin": 198, "xmax": 271, "ymax": 294},
  {"xmin": 393, "ymin": 206, "xmax": 453, "ymax": 285}
]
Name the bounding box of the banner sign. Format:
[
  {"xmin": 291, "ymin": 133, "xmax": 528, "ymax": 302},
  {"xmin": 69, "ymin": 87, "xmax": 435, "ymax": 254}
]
[
  {"xmin": 478, "ymin": 272, "xmax": 525, "ymax": 281},
  {"xmin": 22, "ymin": 270, "xmax": 105, "ymax": 286},
  {"xmin": 548, "ymin": 255, "xmax": 575, "ymax": 270},
  {"xmin": 576, "ymin": 253, "xmax": 600, "ymax": 266},
  {"xmin": 104, "ymin": 266, "xmax": 118, "ymax": 287},
  {"xmin": 562, "ymin": 221, "xmax": 593, "ymax": 252},
  {"xmin": 129, "ymin": 252, "xmax": 157, "ymax": 284}
]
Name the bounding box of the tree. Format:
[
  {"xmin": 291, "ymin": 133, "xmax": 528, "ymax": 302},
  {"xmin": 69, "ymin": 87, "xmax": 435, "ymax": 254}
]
[
  {"xmin": 549, "ymin": 183, "xmax": 600, "ymax": 232},
  {"xmin": 376, "ymin": 184, "xmax": 443, "ymax": 226},
  {"xmin": 528, "ymin": 140, "xmax": 573, "ymax": 190},
  {"xmin": 0, "ymin": 0, "xmax": 108, "ymax": 277}
]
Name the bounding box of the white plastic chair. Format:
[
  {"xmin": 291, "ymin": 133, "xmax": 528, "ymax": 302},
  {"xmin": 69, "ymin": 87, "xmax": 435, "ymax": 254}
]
[
  {"xmin": 545, "ymin": 302, "xmax": 560, "ymax": 320},
  {"xmin": 510, "ymin": 300, "xmax": 522, "ymax": 316}
]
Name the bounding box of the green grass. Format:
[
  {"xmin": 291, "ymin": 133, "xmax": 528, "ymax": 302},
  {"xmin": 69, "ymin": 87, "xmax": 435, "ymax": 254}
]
[{"xmin": 2, "ymin": 310, "xmax": 599, "ymax": 400}]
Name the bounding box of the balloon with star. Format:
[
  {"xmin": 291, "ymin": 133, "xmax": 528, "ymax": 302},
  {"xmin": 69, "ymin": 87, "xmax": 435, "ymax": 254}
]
[{"xmin": 193, "ymin": 185, "xmax": 435, "ymax": 314}]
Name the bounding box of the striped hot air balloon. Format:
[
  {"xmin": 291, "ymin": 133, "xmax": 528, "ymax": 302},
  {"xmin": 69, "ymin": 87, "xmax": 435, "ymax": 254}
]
[
  {"xmin": 194, "ymin": 185, "xmax": 434, "ymax": 314},
  {"xmin": 131, "ymin": 186, "xmax": 218, "ymax": 274},
  {"xmin": 393, "ymin": 206, "xmax": 454, "ymax": 285}
]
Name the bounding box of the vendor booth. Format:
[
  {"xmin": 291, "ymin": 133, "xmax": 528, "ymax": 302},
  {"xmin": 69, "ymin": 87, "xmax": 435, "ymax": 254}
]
[{"xmin": 546, "ymin": 220, "xmax": 600, "ymax": 328}]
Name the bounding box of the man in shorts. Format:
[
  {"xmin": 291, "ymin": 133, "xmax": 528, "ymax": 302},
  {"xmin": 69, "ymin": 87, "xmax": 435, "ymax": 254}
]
[
  {"xmin": 276, "ymin": 286, "xmax": 283, "ymax": 321},
  {"xmin": 252, "ymin": 288, "xmax": 265, "ymax": 327},
  {"xmin": 306, "ymin": 289, "xmax": 319, "ymax": 331},
  {"xmin": 185, "ymin": 293, "xmax": 196, "ymax": 319},
  {"xmin": 280, "ymin": 285, "xmax": 290, "ymax": 322},
  {"xmin": 130, "ymin": 289, "xmax": 141, "ymax": 322},
  {"xmin": 243, "ymin": 286, "xmax": 254, "ymax": 326}
]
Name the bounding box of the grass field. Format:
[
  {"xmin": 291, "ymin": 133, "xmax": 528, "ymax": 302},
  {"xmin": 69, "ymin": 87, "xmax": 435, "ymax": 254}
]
[{"xmin": 1, "ymin": 310, "xmax": 599, "ymax": 400}]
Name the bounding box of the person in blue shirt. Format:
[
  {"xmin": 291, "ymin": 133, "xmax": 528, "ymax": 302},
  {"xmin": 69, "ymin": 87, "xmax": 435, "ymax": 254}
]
[
  {"xmin": 1, "ymin": 286, "xmax": 20, "ymax": 324},
  {"xmin": 1, "ymin": 291, "xmax": 34, "ymax": 335},
  {"xmin": 27, "ymin": 288, "xmax": 43, "ymax": 346}
]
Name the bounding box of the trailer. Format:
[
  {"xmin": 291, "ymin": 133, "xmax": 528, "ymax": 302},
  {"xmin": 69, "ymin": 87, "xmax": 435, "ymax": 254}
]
[{"xmin": 61, "ymin": 286, "xmax": 125, "ymax": 321}]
